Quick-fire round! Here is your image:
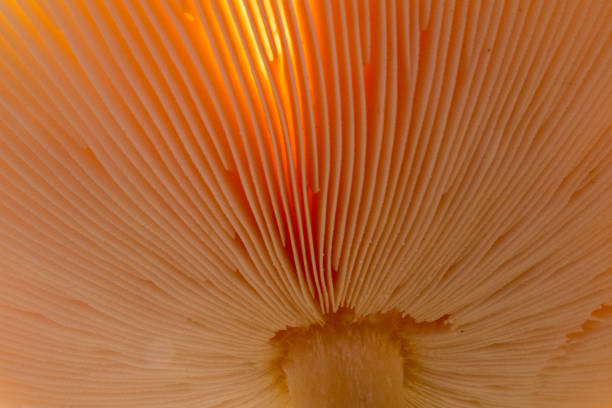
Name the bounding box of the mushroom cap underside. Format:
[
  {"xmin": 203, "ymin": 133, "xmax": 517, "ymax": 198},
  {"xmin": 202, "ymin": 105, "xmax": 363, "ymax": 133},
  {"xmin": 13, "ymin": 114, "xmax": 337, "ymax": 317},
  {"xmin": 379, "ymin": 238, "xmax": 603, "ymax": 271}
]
[{"xmin": 0, "ymin": 1, "xmax": 612, "ymax": 407}]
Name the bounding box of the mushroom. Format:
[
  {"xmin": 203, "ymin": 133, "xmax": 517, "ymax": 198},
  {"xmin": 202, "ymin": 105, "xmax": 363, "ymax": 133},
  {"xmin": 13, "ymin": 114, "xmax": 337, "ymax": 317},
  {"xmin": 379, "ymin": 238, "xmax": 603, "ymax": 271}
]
[{"xmin": 0, "ymin": 0, "xmax": 611, "ymax": 407}]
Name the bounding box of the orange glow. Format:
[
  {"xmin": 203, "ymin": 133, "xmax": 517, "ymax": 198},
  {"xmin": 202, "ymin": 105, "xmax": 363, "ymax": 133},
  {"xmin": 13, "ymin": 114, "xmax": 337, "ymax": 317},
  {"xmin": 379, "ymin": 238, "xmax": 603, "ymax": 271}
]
[
  {"xmin": 262, "ymin": 0, "xmax": 282, "ymax": 55},
  {"xmin": 246, "ymin": 0, "xmax": 276, "ymax": 62},
  {"xmin": 1, "ymin": 1, "xmax": 612, "ymax": 408}
]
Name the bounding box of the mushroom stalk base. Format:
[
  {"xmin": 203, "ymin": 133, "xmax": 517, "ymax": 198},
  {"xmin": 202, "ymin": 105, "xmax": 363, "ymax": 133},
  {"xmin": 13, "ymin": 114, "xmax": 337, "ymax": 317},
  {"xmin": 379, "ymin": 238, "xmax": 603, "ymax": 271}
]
[{"xmin": 280, "ymin": 319, "xmax": 405, "ymax": 408}]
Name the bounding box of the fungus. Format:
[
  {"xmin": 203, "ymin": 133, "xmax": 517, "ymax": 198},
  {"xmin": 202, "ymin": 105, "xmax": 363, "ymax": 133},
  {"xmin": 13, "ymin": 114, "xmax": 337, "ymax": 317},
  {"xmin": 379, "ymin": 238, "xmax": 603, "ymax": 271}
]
[{"xmin": 0, "ymin": 1, "xmax": 611, "ymax": 407}]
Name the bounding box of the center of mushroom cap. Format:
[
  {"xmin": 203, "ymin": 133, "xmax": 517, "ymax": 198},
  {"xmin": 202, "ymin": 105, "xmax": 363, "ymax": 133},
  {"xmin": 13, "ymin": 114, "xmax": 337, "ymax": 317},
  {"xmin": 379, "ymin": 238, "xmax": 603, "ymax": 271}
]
[{"xmin": 271, "ymin": 311, "xmax": 411, "ymax": 408}]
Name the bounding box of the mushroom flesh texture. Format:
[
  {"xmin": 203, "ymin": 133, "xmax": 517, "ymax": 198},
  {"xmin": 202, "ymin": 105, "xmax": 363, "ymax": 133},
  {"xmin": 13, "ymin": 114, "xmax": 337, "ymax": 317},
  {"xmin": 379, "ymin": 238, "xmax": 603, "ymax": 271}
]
[{"xmin": 1, "ymin": 1, "xmax": 612, "ymax": 407}]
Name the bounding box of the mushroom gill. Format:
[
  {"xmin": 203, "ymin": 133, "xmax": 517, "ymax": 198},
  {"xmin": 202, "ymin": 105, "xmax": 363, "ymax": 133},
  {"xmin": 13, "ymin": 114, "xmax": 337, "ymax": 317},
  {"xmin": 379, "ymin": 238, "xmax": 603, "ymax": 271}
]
[{"xmin": 0, "ymin": 1, "xmax": 611, "ymax": 407}]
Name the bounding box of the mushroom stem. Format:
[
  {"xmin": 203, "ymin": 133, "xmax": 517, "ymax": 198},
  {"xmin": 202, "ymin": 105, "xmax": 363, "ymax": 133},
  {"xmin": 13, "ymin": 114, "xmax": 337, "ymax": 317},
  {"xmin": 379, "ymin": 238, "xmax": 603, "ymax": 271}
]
[{"xmin": 280, "ymin": 318, "xmax": 405, "ymax": 408}]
